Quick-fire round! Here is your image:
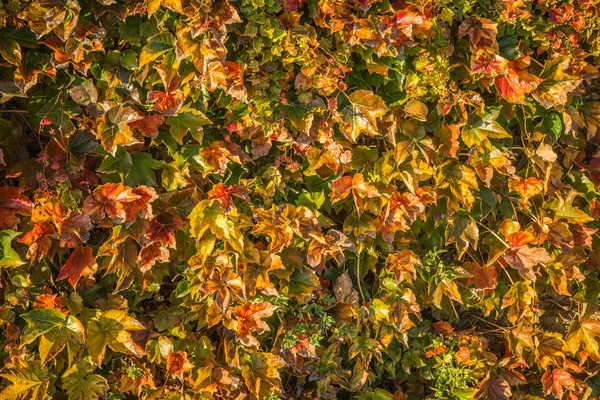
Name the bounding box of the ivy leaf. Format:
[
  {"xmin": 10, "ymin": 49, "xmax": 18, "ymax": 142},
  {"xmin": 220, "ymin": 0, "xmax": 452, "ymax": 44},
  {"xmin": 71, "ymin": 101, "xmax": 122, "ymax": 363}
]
[
  {"xmin": 125, "ymin": 153, "xmax": 164, "ymax": 186},
  {"xmin": 0, "ymin": 360, "xmax": 48, "ymax": 400},
  {"xmin": 565, "ymin": 318, "xmax": 600, "ymax": 357},
  {"xmin": 139, "ymin": 32, "xmax": 175, "ymax": 68},
  {"xmin": 96, "ymin": 106, "xmax": 143, "ymax": 156},
  {"xmin": 461, "ymin": 112, "xmax": 511, "ymax": 148},
  {"xmin": 61, "ymin": 360, "xmax": 108, "ymax": 400},
  {"xmin": 542, "ymin": 369, "xmax": 576, "ymax": 399},
  {"xmin": 0, "ymin": 187, "xmax": 33, "ymax": 229},
  {"xmin": 56, "ymin": 246, "xmax": 97, "ymax": 288},
  {"xmin": 21, "ymin": 308, "xmax": 85, "ymax": 365},
  {"xmin": 342, "ymin": 90, "xmax": 389, "ymax": 142},
  {"xmin": 167, "ymin": 111, "xmax": 210, "ymax": 144},
  {"xmin": 86, "ymin": 310, "xmax": 146, "ymax": 365},
  {"xmin": 0, "ymin": 230, "xmax": 25, "ymax": 268}
]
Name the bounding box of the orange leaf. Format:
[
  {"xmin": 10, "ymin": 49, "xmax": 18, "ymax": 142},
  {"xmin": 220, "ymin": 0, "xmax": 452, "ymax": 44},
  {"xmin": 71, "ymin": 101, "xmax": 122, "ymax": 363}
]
[{"xmin": 542, "ymin": 369, "xmax": 576, "ymax": 399}]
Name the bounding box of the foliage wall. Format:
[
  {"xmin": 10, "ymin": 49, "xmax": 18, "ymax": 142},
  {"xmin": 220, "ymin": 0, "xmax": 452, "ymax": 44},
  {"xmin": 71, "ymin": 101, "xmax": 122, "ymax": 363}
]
[{"xmin": 0, "ymin": 0, "xmax": 600, "ymax": 399}]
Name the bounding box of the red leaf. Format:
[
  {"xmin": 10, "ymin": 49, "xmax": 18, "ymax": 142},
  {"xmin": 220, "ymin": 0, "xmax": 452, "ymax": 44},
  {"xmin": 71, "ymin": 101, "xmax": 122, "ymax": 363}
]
[
  {"xmin": 57, "ymin": 246, "xmax": 97, "ymax": 288},
  {"xmin": 0, "ymin": 187, "xmax": 33, "ymax": 228}
]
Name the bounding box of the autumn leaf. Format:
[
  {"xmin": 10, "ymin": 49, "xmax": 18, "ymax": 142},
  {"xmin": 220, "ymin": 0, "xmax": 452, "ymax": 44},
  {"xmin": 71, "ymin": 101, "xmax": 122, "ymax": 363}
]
[
  {"xmin": 86, "ymin": 310, "xmax": 146, "ymax": 365},
  {"xmin": 542, "ymin": 369, "xmax": 577, "ymax": 399},
  {"xmin": 503, "ymin": 231, "xmax": 552, "ymax": 281},
  {"xmin": 21, "ymin": 308, "xmax": 85, "ymax": 365},
  {"xmin": 95, "ymin": 106, "xmax": 144, "ymax": 156},
  {"xmin": 330, "ymin": 173, "xmax": 380, "ymax": 214},
  {"xmin": 0, "ymin": 187, "xmax": 33, "ymax": 229},
  {"xmin": 0, "ymin": 230, "xmax": 25, "ymax": 268},
  {"xmin": 495, "ymin": 57, "xmax": 543, "ymax": 104},
  {"xmin": 565, "ymin": 318, "xmax": 600, "ymax": 358},
  {"xmin": 342, "ymin": 90, "xmax": 389, "ymax": 142},
  {"xmin": 61, "ymin": 361, "xmax": 108, "ymax": 400},
  {"xmin": 56, "ymin": 246, "xmax": 97, "ymax": 288}
]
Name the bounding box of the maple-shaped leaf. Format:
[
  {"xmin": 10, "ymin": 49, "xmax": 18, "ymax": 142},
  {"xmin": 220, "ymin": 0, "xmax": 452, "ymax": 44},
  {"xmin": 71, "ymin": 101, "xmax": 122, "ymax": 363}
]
[
  {"xmin": 61, "ymin": 360, "xmax": 108, "ymax": 400},
  {"xmin": 0, "ymin": 230, "xmax": 25, "ymax": 268},
  {"xmin": 471, "ymin": 52, "xmax": 508, "ymax": 77},
  {"xmin": 386, "ymin": 250, "xmax": 420, "ymax": 284},
  {"xmin": 532, "ymin": 57, "xmax": 583, "ymax": 109},
  {"xmin": 208, "ymin": 183, "xmax": 251, "ymax": 212},
  {"xmin": 147, "ymin": 90, "xmax": 184, "ymax": 116},
  {"xmin": 167, "ymin": 111, "xmax": 210, "ymax": 144},
  {"xmin": 231, "ymin": 302, "xmax": 277, "ymax": 347},
  {"xmin": 86, "ymin": 309, "xmax": 146, "ymax": 365},
  {"xmin": 342, "ymin": 90, "xmax": 389, "ymax": 142},
  {"xmin": 508, "ymin": 177, "xmax": 543, "ymax": 207},
  {"xmin": 463, "ymin": 261, "xmax": 497, "ymax": 292},
  {"xmin": 542, "ymin": 369, "xmax": 576, "ymax": 399},
  {"xmin": 0, "ymin": 187, "xmax": 33, "ymax": 228},
  {"xmin": 445, "ymin": 214, "xmax": 479, "ymax": 259},
  {"xmin": 139, "ymin": 32, "xmax": 175, "ymax": 68},
  {"xmin": 330, "ymin": 173, "xmax": 380, "ymax": 214},
  {"xmin": 189, "ymin": 199, "xmax": 244, "ymax": 253},
  {"xmin": 95, "ymin": 106, "xmax": 143, "ymax": 156},
  {"xmin": 503, "ymin": 231, "xmax": 552, "ymax": 281},
  {"xmin": 461, "ymin": 111, "xmax": 511, "ymax": 148},
  {"xmin": 129, "ymin": 113, "xmax": 165, "ymax": 139},
  {"xmin": 435, "ymin": 162, "xmax": 479, "ymax": 212},
  {"xmin": 501, "ymin": 281, "xmax": 537, "ymax": 324},
  {"xmin": 166, "ymin": 351, "xmax": 193, "ymax": 379},
  {"xmin": 206, "ymin": 61, "xmax": 247, "ymax": 102},
  {"xmin": 458, "ymin": 18, "xmax": 499, "ymax": 54},
  {"xmin": 147, "ymin": 213, "xmax": 183, "ymax": 247},
  {"xmin": 56, "ymin": 246, "xmax": 97, "ymax": 288},
  {"xmin": 0, "ymin": 359, "xmax": 49, "ymax": 400},
  {"xmin": 240, "ymin": 352, "xmax": 286, "ymax": 398},
  {"xmin": 565, "ymin": 318, "xmax": 600, "ymax": 358},
  {"xmin": 495, "ymin": 57, "xmax": 543, "ymax": 104},
  {"xmin": 475, "ymin": 376, "xmax": 511, "ymax": 400},
  {"xmin": 21, "ymin": 308, "xmax": 85, "ymax": 365},
  {"xmin": 147, "ymin": 0, "xmax": 184, "ymax": 17},
  {"xmin": 83, "ymin": 183, "xmax": 148, "ymax": 224}
]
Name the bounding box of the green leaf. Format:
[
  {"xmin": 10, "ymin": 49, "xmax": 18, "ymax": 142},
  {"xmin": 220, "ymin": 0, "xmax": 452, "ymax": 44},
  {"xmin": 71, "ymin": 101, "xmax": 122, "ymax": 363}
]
[
  {"xmin": 139, "ymin": 32, "xmax": 175, "ymax": 67},
  {"xmin": 97, "ymin": 146, "xmax": 132, "ymax": 176},
  {"xmin": 167, "ymin": 111, "xmax": 211, "ymax": 144},
  {"xmin": 126, "ymin": 153, "xmax": 164, "ymax": 186},
  {"xmin": 61, "ymin": 360, "xmax": 108, "ymax": 400},
  {"xmin": 0, "ymin": 230, "xmax": 25, "ymax": 268}
]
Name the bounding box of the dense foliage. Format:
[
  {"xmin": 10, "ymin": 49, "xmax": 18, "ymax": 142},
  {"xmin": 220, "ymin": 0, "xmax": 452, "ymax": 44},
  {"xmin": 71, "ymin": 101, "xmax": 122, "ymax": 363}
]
[{"xmin": 0, "ymin": 0, "xmax": 599, "ymax": 398}]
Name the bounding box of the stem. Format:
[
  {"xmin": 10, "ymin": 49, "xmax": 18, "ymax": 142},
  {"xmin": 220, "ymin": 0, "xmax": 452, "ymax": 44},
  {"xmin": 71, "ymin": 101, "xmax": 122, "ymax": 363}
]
[{"xmin": 356, "ymin": 255, "xmax": 366, "ymax": 302}]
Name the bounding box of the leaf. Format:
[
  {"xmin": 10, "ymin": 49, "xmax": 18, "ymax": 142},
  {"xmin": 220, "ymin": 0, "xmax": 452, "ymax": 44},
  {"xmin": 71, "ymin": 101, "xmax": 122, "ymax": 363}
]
[
  {"xmin": 461, "ymin": 112, "xmax": 511, "ymax": 148},
  {"xmin": 139, "ymin": 32, "xmax": 176, "ymax": 68},
  {"xmin": 86, "ymin": 310, "xmax": 146, "ymax": 365},
  {"xmin": 21, "ymin": 308, "xmax": 85, "ymax": 365},
  {"xmin": 0, "ymin": 37, "xmax": 21, "ymax": 66},
  {"xmin": 189, "ymin": 200, "xmax": 244, "ymax": 253},
  {"xmin": 495, "ymin": 57, "xmax": 542, "ymax": 104},
  {"xmin": 240, "ymin": 352, "xmax": 286, "ymax": 398},
  {"xmin": 0, "ymin": 360, "xmax": 48, "ymax": 400},
  {"xmin": 61, "ymin": 361, "xmax": 108, "ymax": 400},
  {"xmin": 167, "ymin": 111, "xmax": 211, "ymax": 144},
  {"xmin": 0, "ymin": 187, "xmax": 33, "ymax": 228},
  {"xmin": 542, "ymin": 369, "xmax": 576, "ymax": 399},
  {"xmin": 342, "ymin": 90, "xmax": 389, "ymax": 142},
  {"xmin": 0, "ymin": 230, "xmax": 25, "ymax": 268},
  {"xmin": 385, "ymin": 250, "xmax": 420, "ymax": 284},
  {"xmin": 56, "ymin": 246, "xmax": 97, "ymax": 288},
  {"xmin": 404, "ymin": 99, "xmax": 428, "ymax": 121},
  {"xmin": 565, "ymin": 318, "xmax": 600, "ymax": 357},
  {"xmin": 96, "ymin": 106, "xmax": 143, "ymax": 156},
  {"xmin": 125, "ymin": 153, "xmax": 164, "ymax": 186},
  {"xmin": 532, "ymin": 57, "xmax": 582, "ymax": 109},
  {"xmin": 475, "ymin": 376, "xmax": 511, "ymax": 400},
  {"xmin": 445, "ymin": 214, "xmax": 479, "ymax": 259}
]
